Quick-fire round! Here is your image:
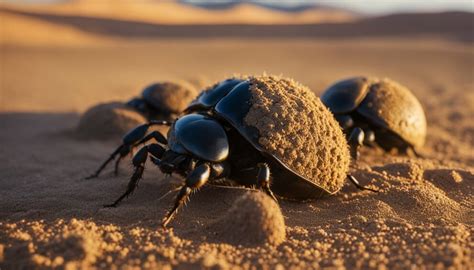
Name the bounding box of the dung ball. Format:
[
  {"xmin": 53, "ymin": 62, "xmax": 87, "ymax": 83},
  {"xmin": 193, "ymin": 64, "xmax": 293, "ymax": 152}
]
[
  {"xmin": 209, "ymin": 191, "xmax": 286, "ymax": 247},
  {"xmin": 142, "ymin": 81, "xmax": 198, "ymax": 115},
  {"xmin": 244, "ymin": 75, "xmax": 350, "ymax": 195},
  {"xmin": 76, "ymin": 102, "xmax": 147, "ymax": 140}
]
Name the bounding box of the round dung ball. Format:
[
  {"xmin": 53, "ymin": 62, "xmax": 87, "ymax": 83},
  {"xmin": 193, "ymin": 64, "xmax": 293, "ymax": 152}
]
[
  {"xmin": 77, "ymin": 102, "xmax": 146, "ymax": 140},
  {"xmin": 244, "ymin": 75, "xmax": 350, "ymax": 194},
  {"xmin": 142, "ymin": 81, "xmax": 198, "ymax": 115},
  {"xmin": 209, "ymin": 191, "xmax": 286, "ymax": 247}
]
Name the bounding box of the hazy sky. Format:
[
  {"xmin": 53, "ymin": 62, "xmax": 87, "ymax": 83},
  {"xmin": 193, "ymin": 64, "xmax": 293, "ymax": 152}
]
[{"xmin": 4, "ymin": 0, "xmax": 474, "ymax": 14}]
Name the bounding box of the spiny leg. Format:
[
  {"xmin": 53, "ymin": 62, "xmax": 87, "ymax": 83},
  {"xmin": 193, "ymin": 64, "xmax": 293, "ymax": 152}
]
[
  {"xmin": 86, "ymin": 145, "xmax": 124, "ymax": 179},
  {"xmin": 162, "ymin": 163, "xmax": 211, "ymax": 228},
  {"xmin": 347, "ymin": 174, "xmax": 378, "ymax": 192},
  {"xmin": 113, "ymin": 131, "xmax": 168, "ymax": 176},
  {"xmin": 86, "ymin": 121, "xmax": 169, "ymax": 179},
  {"xmin": 104, "ymin": 144, "xmax": 165, "ymax": 207},
  {"xmin": 348, "ymin": 127, "xmax": 365, "ymax": 160},
  {"xmin": 256, "ymin": 163, "xmax": 278, "ymax": 202}
]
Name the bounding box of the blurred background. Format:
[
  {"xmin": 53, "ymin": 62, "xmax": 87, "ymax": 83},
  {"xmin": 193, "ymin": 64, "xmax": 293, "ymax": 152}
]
[{"xmin": 1, "ymin": 0, "xmax": 473, "ymax": 112}]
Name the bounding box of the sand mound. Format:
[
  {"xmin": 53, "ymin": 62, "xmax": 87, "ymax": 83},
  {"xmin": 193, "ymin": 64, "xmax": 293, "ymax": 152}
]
[
  {"xmin": 76, "ymin": 102, "xmax": 146, "ymax": 140},
  {"xmin": 208, "ymin": 191, "xmax": 286, "ymax": 246},
  {"xmin": 244, "ymin": 75, "xmax": 350, "ymax": 194},
  {"xmin": 373, "ymin": 161, "xmax": 424, "ymax": 180},
  {"xmin": 142, "ymin": 81, "xmax": 197, "ymax": 115}
]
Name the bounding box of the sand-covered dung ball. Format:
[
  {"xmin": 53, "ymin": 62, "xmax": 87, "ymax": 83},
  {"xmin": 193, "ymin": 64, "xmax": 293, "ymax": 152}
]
[
  {"xmin": 244, "ymin": 75, "xmax": 350, "ymax": 194},
  {"xmin": 209, "ymin": 191, "xmax": 286, "ymax": 246},
  {"xmin": 77, "ymin": 102, "xmax": 147, "ymax": 140},
  {"xmin": 142, "ymin": 81, "xmax": 197, "ymax": 114},
  {"xmin": 359, "ymin": 77, "xmax": 427, "ymax": 148}
]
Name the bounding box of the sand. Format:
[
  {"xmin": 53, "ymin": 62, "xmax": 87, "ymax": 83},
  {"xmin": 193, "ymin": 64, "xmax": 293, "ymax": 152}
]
[{"xmin": 1, "ymin": 10, "xmax": 473, "ymax": 269}]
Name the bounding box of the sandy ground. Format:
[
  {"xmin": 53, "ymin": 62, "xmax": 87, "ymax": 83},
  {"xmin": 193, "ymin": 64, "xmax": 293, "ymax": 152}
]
[{"xmin": 1, "ymin": 11, "xmax": 473, "ymax": 270}]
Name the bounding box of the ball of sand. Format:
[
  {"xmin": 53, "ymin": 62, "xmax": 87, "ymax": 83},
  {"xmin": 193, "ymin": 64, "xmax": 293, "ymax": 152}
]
[
  {"xmin": 359, "ymin": 78, "xmax": 427, "ymax": 148},
  {"xmin": 244, "ymin": 75, "xmax": 350, "ymax": 195},
  {"xmin": 77, "ymin": 102, "xmax": 147, "ymax": 140},
  {"xmin": 142, "ymin": 81, "xmax": 197, "ymax": 114},
  {"xmin": 209, "ymin": 191, "xmax": 286, "ymax": 247}
]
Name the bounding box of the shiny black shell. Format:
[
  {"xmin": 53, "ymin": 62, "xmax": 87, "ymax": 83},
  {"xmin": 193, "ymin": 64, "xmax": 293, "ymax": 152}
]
[
  {"xmin": 185, "ymin": 79, "xmax": 334, "ymax": 200},
  {"xmin": 168, "ymin": 114, "xmax": 229, "ymax": 162},
  {"xmin": 321, "ymin": 77, "xmax": 427, "ymax": 148}
]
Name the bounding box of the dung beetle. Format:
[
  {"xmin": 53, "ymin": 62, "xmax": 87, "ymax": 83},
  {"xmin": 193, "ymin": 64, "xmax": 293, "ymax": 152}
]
[
  {"xmin": 87, "ymin": 76, "xmax": 376, "ymax": 227},
  {"xmin": 126, "ymin": 81, "xmax": 196, "ymax": 121},
  {"xmin": 321, "ymin": 77, "xmax": 427, "ymax": 159}
]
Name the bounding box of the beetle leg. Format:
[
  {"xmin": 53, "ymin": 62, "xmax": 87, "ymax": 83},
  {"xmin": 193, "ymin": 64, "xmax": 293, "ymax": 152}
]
[
  {"xmin": 162, "ymin": 163, "xmax": 211, "ymax": 228},
  {"xmin": 103, "ymin": 146, "xmax": 149, "ymax": 207},
  {"xmin": 363, "ymin": 128, "xmax": 375, "ymax": 145},
  {"xmin": 114, "ymin": 155, "xmax": 123, "ymax": 176},
  {"xmin": 86, "ymin": 121, "xmax": 170, "ymax": 179},
  {"xmin": 86, "ymin": 144, "xmax": 130, "ymax": 179},
  {"xmin": 348, "ymin": 127, "xmax": 365, "ymax": 160},
  {"xmin": 137, "ymin": 130, "xmax": 168, "ymax": 145},
  {"xmin": 347, "ymin": 174, "xmax": 378, "ymax": 192},
  {"xmin": 150, "ymin": 120, "xmax": 172, "ymax": 126},
  {"xmin": 256, "ymin": 163, "xmax": 278, "ymax": 202},
  {"xmin": 410, "ymin": 146, "xmax": 424, "ymax": 158},
  {"xmin": 335, "ymin": 114, "xmax": 354, "ymax": 131},
  {"xmin": 115, "ymin": 132, "xmax": 167, "ymax": 176},
  {"xmin": 103, "ymin": 144, "xmax": 164, "ymax": 207}
]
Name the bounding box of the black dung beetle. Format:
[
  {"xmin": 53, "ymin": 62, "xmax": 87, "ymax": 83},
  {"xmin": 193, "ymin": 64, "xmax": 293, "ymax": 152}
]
[
  {"xmin": 126, "ymin": 82, "xmax": 196, "ymax": 121},
  {"xmin": 87, "ymin": 76, "xmax": 376, "ymax": 227},
  {"xmin": 321, "ymin": 77, "xmax": 427, "ymax": 159}
]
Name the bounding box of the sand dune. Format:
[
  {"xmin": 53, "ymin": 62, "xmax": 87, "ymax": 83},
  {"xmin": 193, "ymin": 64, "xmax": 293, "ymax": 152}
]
[
  {"xmin": 1, "ymin": 0, "xmax": 355, "ymax": 25},
  {"xmin": 0, "ymin": 11, "xmax": 117, "ymax": 46},
  {"xmin": 2, "ymin": 6, "xmax": 472, "ymax": 44}
]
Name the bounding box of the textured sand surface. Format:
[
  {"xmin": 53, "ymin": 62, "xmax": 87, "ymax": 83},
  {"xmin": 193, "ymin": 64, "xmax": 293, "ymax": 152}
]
[
  {"xmin": 0, "ymin": 17, "xmax": 473, "ymax": 269},
  {"xmin": 245, "ymin": 75, "xmax": 350, "ymax": 194}
]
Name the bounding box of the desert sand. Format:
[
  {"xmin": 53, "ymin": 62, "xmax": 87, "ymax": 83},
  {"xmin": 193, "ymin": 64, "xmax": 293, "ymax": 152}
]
[{"xmin": 0, "ymin": 7, "xmax": 473, "ymax": 270}]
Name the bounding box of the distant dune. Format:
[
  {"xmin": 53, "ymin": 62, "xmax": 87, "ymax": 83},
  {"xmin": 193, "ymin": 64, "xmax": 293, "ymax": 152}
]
[
  {"xmin": 0, "ymin": 0, "xmax": 356, "ymax": 25},
  {"xmin": 0, "ymin": 11, "xmax": 114, "ymax": 46},
  {"xmin": 1, "ymin": 5, "xmax": 472, "ymax": 46}
]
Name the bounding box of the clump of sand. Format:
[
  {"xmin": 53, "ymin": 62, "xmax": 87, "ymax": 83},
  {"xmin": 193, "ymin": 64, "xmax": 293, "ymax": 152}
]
[
  {"xmin": 76, "ymin": 102, "xmax": 147, "ymax": 140},
  {"xmin": 244, "ymin": 75, "xmax": 350, "ymax": 194},
  {"xmin": 208, "ymin": 191, "xmax": 286, "ymax": 246},
  {"xmin": 373, "ymin": 161, "xmax": 425, "ymax": 180},
  {"xmin": 141, "ymin": 81, "xmax": 197, "ymax": 115}
]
